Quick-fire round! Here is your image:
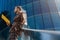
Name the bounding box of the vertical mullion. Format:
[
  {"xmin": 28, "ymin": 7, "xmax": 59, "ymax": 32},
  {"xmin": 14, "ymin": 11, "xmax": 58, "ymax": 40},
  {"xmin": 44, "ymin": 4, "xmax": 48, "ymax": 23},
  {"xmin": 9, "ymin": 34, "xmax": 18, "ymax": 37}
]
[
  {"xmin": 47, "ymin": 0, "xmax": 56, "ymax": 30},
  {"xmin": 40, "ymin": 0, "xmax": 45, "ymax": 30},
  {"xmin": 32, "ymin": 0, "xmax": 36, "ymax": 29},
  {"xmin": 32, "ymin": 0, "xmax": 37, "ymax": 40}
]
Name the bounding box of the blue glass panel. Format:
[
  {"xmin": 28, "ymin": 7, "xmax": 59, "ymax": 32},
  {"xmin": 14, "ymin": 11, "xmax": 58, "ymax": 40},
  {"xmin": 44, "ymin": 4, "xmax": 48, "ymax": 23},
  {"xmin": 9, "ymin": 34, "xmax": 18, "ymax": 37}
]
[
  {"xmin": 42, "ymin": 13, "xmax": 54, "ymax": 30},
  {"xmin": 35, "ymin": 15, "xmax": 44, "ymax": 29},
  {"xmin": 33, "ymin": 1, "xmax": 42, "ymax": 15},
  {"xmin": 48, "ymin": 0, "xmax": 57, "ymax": 13},
  {"xmin": 27, "ymin": 17, "xmax": 35, "ymax": 29},
  {"xmin": 51, "ymin": 13, "xmax": 60, "ymax": 30},
  {"xmin": 21, "ymin": 0, "xmax": 26, "ymax": 6},
  {"xmin": 40, "ymin": 0, "xmax": 49, "ymax": 13},
  {"xmin": 26, "ymin": 3, "xmax": 34, "ymax": 17}
]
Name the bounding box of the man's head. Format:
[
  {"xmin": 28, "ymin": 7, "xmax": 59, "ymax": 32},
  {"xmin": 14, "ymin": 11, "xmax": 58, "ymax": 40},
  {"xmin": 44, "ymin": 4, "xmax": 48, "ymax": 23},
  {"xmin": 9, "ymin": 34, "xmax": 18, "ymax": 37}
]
[{"xmin": 14, "ymin": 6, "xmax": 21, "ymax": 14}]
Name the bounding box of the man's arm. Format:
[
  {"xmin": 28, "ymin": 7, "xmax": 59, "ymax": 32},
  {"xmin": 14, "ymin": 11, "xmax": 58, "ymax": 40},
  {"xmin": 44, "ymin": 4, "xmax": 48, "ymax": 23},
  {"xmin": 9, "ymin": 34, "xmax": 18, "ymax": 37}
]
[{"xmin": 21, "ymin": 19, "xmax": 25, "ymax": 24}]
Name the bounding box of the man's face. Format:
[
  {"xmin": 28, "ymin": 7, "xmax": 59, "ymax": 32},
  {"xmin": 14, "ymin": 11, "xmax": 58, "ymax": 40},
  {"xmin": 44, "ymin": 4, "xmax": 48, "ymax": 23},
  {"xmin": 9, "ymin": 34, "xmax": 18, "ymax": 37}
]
[{"xmin": 14, "ymin": 7, "xmax": 18, "ymax": 13}]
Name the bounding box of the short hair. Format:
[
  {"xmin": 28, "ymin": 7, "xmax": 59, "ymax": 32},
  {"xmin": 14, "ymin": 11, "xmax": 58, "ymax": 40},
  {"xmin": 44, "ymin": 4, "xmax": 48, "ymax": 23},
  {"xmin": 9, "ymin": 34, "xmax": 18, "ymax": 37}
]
[{"xmin": 16, "ymin": 6, "xmax": 21, "ymax": 10}]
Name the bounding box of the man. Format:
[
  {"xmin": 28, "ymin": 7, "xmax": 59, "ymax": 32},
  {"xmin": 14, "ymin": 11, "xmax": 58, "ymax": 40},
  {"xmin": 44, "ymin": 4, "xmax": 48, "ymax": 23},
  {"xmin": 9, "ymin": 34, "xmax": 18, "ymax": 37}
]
[{"xmin": 8, "ymin": 6, "xmax": 30, "ymax": 40}]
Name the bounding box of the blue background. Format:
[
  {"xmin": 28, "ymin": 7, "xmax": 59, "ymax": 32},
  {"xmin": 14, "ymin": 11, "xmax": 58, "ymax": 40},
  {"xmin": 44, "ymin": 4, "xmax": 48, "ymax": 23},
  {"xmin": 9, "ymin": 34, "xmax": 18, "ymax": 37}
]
[{"xmin": 0, "ymin": 0, "xmax": 60, "ymax": 40}]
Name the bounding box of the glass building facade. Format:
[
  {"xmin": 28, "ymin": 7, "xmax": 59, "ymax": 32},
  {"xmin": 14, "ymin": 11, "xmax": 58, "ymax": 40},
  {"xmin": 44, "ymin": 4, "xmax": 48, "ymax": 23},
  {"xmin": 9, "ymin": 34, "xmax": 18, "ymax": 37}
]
[{"xmin": 0, "ymin": 0, "xmax": 60, "ymax": 40}]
